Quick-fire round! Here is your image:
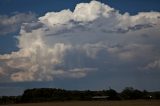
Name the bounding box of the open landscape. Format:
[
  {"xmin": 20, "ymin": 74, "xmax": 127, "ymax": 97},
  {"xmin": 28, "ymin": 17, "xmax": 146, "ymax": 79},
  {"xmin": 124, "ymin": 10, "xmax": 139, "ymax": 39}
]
[
  {"xmin": 0, "ymin": 1, "xmax": 160, "ymax": 106},
  {"xmin": 1, "ymin": 100, "xmax": 160, "ymax": 106}
]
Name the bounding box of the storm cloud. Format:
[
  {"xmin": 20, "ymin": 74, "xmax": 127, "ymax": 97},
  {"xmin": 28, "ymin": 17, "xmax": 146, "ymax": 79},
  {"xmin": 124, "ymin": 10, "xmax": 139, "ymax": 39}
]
[{"xmin": 0, "ymin": 1, "xmax": 160, "ymax": 82}]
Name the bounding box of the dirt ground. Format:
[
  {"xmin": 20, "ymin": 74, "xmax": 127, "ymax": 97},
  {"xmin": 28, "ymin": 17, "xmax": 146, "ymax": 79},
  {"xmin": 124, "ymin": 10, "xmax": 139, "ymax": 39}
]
[{"xmin": 2, "ymin": 100, "xmax": 160, "ymax": 106}]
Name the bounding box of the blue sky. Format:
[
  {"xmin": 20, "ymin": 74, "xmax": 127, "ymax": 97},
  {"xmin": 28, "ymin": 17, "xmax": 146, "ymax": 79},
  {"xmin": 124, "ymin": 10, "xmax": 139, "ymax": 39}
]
[
  {"xmin": 0, "ymin": 0, "xmax": 160, "ymax": 96},
  {"xmin": 0, "ymin": 0, "xmax": 160, "ymax": 15}
]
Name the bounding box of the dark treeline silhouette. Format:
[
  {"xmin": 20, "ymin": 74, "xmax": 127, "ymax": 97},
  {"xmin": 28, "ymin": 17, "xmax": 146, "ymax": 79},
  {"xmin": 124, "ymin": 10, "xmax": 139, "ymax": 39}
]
[{"xmin": 0, "ymin": 87, "xmax": 160, "ymax": 104}]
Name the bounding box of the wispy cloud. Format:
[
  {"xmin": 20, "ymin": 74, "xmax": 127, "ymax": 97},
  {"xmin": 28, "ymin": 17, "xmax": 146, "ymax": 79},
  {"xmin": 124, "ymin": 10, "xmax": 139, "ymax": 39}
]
[{"xmin": 0, "ymin": 12, "xmax": 37, "ymax": 35}]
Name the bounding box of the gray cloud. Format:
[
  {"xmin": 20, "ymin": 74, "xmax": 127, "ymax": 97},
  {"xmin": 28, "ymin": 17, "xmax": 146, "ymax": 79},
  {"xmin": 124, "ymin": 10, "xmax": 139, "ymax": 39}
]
[
  {"xmin": 0, "ymin": 12, "xmax": 37, "ymax": 35},
  {"xmin": 0, "ymin": 1, "xmax": 160, "ymax": 82}
]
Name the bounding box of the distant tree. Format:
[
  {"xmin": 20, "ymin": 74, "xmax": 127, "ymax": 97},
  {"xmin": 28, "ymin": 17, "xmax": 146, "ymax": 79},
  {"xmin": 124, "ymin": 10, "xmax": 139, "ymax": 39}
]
[
  {"xmin": 121, "ymin": 87, "xmax": 144, "ymax": 100},
  {"xmin": 132, "ymin": 89, "xmax": 143, "ymax": 99},
  {"xmin": 0, "ymin": 96, "xmax": 19, "ymax": 104},
  {"xmin": 151, "ymin": 91, "xmax": 160, "ymax": 99},
  {"xmin": 106, "ymin": 89, "xmax": 121, "ymax": 100},
  {"xmin": 1, "ymin": 87, "xmax": 160, "ymax": 105}
]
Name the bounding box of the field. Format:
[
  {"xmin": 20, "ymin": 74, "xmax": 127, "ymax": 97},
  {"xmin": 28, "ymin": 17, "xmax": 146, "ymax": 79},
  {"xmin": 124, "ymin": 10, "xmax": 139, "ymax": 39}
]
[{"xmin": 2, "ymin": 100, "xmax": 160, "ymax": 106}]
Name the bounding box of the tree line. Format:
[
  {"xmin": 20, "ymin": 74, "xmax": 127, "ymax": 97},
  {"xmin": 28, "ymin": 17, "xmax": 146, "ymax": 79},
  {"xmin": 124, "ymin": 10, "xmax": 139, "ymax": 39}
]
[{"xmin": 0, "ymin": 87, "xmax": 160, "ymax": 104}]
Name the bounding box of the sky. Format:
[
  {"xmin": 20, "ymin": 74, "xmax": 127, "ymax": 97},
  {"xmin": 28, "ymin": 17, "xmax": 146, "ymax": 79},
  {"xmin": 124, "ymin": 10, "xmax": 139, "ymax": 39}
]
[{"xmin": 0, "ymin": 0, "xmax": 160, "ymax": 96}]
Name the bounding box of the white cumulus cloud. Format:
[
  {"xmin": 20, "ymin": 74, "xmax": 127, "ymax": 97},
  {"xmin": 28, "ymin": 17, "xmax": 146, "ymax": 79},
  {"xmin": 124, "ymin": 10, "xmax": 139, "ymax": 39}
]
[{"xmin": 0, "ymin": 0, "xmax": 160, "ymax": 82}]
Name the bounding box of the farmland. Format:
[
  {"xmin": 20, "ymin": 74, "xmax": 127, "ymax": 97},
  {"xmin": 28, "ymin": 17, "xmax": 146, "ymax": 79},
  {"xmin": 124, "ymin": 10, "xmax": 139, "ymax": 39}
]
[{"xmin": 2, "ymin": 100, "xmax": 160, "ymax": 106}]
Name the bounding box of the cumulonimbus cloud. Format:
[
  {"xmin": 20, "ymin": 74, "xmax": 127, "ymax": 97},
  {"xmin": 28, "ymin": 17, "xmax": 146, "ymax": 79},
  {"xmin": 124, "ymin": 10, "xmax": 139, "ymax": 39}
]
[{"xmin": 0, "ymin": 1, "xmax": 160, "ymax": 82}]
